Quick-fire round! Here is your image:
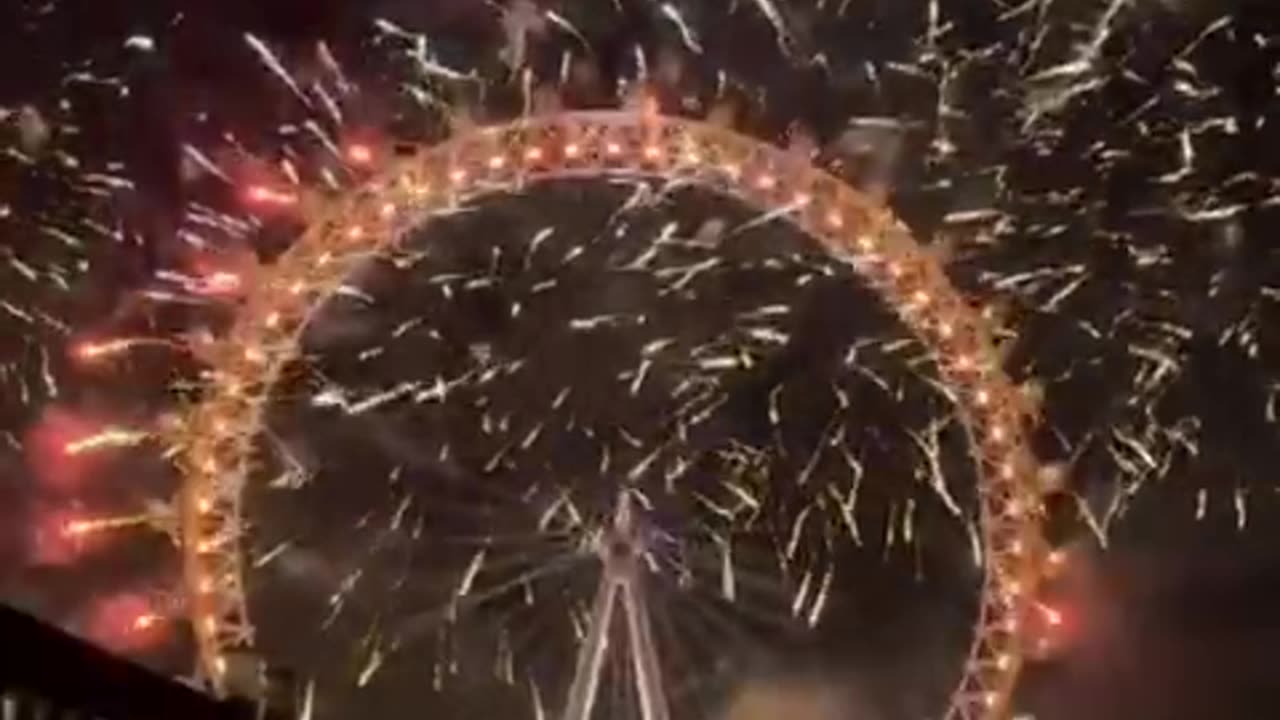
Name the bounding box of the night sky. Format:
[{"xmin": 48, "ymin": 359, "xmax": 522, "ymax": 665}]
[{"xmin": 2, "ymin": 1, "xmax": 1280, "ymax": 719}]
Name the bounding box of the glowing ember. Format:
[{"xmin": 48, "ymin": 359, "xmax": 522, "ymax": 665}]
[
  {"xmin": 345, "ymin": 143, "xmax": 374, "ymax": 165},
  {"xmin": 245, "ymin": 185, "xmax": 299, "ymax": 208},
  {"xmin": 28, "ymin": 507, "xmax": 95, "ymax": 566},
  {"xmin": 23, "ymin": 408, "xmax": 109, "ymax": 493},
  {"xmin": 195, "ymin": 270, "xmax": 243, "ymax": 296},
  {"xmin": 82, "ymin": 593, "xmax": 169, "ymax": 654},
  {"xmin": 70, "ymin": 337, "xmax": 176, "ymax": 364},
  {"xmin": 1041, "ymin": 602, "xmax": 1064, "ymax": 627}
]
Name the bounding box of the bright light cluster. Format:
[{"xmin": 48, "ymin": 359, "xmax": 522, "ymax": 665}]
[{"xmin": 162, "ymin": 105, "xmax": 1060, "ymax": 719}]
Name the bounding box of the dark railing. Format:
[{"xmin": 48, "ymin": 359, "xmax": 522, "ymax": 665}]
[{"xmin": 0, "ymin": 604, "xmax": 275, "ymax": 720}]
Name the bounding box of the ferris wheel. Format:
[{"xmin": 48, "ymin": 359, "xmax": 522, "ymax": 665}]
[{"xmin": 157, "ymin": 100, "xmax": 1057, "ymax": 720}]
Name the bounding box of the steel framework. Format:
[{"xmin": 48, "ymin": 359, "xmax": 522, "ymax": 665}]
[{"xmin": 561, "ymin": 491, "xmax": 669, "ymax": 720}]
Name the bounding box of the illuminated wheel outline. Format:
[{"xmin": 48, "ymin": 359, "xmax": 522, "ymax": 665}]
[{"xmin": 174, "ymin": 107, "xmax": 1048, "ymax": 720}]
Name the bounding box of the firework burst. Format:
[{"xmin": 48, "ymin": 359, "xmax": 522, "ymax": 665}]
[{"xmin": 2, "ymin": 2, "xmax": 1276, "ymax": 720}]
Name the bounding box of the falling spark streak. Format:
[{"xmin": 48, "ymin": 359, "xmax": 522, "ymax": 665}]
[
  {"xmin": 728, "ymin": 200, "xmax": 809, "ymax": 237},
  {"xmin": 357, "ymin": 646, "xmax": 385, "ymax": 688},
  {"xmin": 695, "ymin": 492, "xmax": 735, "ymax": 523},
  {"xmin": 346, "ymin": 381, "xmax": 421, "ymax": 416},
  {"xmin": 795, "ymin": 417, "xmax": 838, "ymax": 486},
  {"xmin": 628, "ymin": 358, "xmax": 652, "ymax": 396},
  {"xmin": 496, "ymin": 630, "xmax": 515, "ymax": 684},
  {"xmin": 530, "ymin": 678, "xmax": 547, "ymax": 720},
  {"xmin": 966, "ymin": 522, "xmax": 982, "ymax": 568},
  {"xmin": 744, "ymin": 0, "xmax": 794, "ymax": 57},
  {"xmin": 884, "ymin": 503, "xmax": 898, "ymax": 554},
  {"xmin": 1075, "ymin": 495, "xmax": 1111, "ymax": 549},
  {"xmin": 719, "ymin": 538, "xmax": 735, "ymax": 602},
  {"xmin": 182, "ymin": 145, "xmax": 230, "ymax": 183},
  {"xmin": 908, "ymin": 421, "xmax": 963, "ymax": 518},
  {"xmin": 627, "ymin": 446, "xmax": 664, "ymax": 482},
  {"xmin": 244, "ymin": 34, "xmax": 312, "ymax": 107},
  {"xmin": 806, "ymin": 566, "xmax": 833, "ymax": 628},
  {"xmin": 39, "ymin": 347, "xmax": 57, "ymax": 399},
  {"xmin": 790, "ymin": 569, "xmax": 812, "ymax": 619},
  {"xmin": 406, "ymin": 554, "xmax": 584, "ymax": 645},
  {"xmin": 1111, "ymin": 428, "xmax": 1159, "ymax": 473},
  {"xmin": 543, "ymin": 12, "xmax": 587, "ymax": 50},
  {"xmin": 254, "ymin": 541, "xmax": 292, "ymax": 569},
  {"xmin": 659, "ymin": 4, "xmax": 703, "ymax": 54},
  {"xmin": 1087, "ymin": 0, "xmax": 1131, "ymax": 59},
  {"xmin": 316, "ymin": 40, "xmax": 352, "ymax": 95},
  {"xmin": 785, "ymin": 505, "xmax": 812, "ymax": 563},
  {"xmin": 538, "ymin": 493, "xmax": 573, "ymax": 532},
  {"xmin": 722, "ymin": 478, "xmax": 760, "ymax": 513},
  {"xmin": 298, "ymin": 679, "xmax": 315, "ymax": 720}
]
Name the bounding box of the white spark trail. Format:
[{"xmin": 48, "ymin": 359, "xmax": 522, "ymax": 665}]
[{"xmin": 244, "ymin": 34, "xmax": 312, "ymax": 107}]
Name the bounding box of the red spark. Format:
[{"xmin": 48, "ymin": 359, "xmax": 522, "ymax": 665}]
[
  {"xmin": 185, "ymin": 248, "xmax": 259, "ymax": 299},
  {"xmin": 82, "ymin": 592, "xmax": 169, "ymax": 654},
  {"xmin": 68, "ymin": 335, "xmax": 151, "ymax": 368},
  {"xmin": 1027, "ymin": 599, "xmax": 1077, "ymax": 661},
  {"xmin": 245, "ymin": 184, "xmax": 299, "ymax": 208},
  {"xmin": 132, "ymin": 612, "xmax": 160, "ymax": 631},
  {"xmin": 340, "ymin": 126, "xmax": 385, "ymax": 169},
  {"xmin": 62, "ymin": 518, "xmax": 92, "ymax": 537},
  {"xmin": 1040, "ymin": 602, "xmax": 1064, "ymax": 627},
  {"xmin": 196, "ymin": 270, "xmax": 243, "ymax": 296},
  {"xmin": 211, "ymin": 146, "xmax": 300, "ymax": 214},
  {"xmin": 68, "ymin": 337, "xmax": 119, "ymax": 370},
  {"xmin": 70, "ymin": 338, "xmax": 104, "ymax": 362},
  {"xmin": 23, "ymin": 407, "xmax": 105, "ymax": 493},
  {"xmin": 246, "ymin": 184, "xmax": 272, "ymax": 203},
  {"xmin": 345, "ymin": 142, "xmax": 374, "ymax": 165},
  {"xmin": 27, "ymin": 506, "xmax": 104, "ymax": 566}
]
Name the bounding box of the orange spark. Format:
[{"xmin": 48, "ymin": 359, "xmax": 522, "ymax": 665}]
[
  {"xmin": 132, "ymin": 613, "xmax": 161, "ymax": 631},
  {"xmin": 1038, "ymin": 602, "xmax": 1064, "ymax": 627},
  {"xmin": 72, "ymin": 337, "xmax": 175, "ymax": 363},
  {"xmin": 60, "ymin": 513, "xmax": 154, "ymax": 538},
  {"xmin": 62, "ymin": 427, "xmax": 150, "ymax": 456},
  {"xmin": 195, "ymin": 270, "xmax": 243, "ymax": 296}
]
